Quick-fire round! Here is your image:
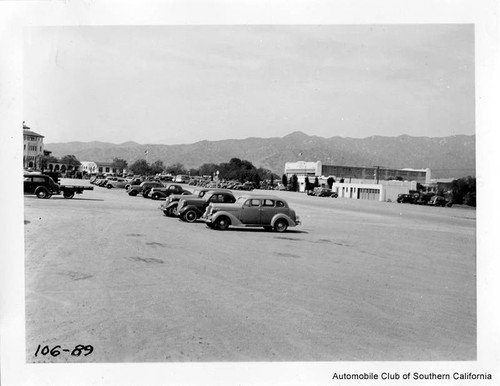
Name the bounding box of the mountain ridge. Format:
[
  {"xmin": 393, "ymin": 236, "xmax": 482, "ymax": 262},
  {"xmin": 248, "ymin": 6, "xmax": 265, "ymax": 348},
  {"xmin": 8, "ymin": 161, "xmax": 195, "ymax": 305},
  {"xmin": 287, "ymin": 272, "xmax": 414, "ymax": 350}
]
[{"xmin": 45, "ymin": 132, "xmax": 476, "ymax": 179}]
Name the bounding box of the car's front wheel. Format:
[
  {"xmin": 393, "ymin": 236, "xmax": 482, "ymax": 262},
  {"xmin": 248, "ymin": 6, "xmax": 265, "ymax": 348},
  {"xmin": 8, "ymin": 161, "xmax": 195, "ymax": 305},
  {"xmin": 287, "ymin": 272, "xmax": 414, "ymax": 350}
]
[
  {"xmin": 107, "ymin": 184, "xmax": 113, "ymax": 189},
  {"xmin": 274, "ymin": 219, "xmax": 288, "ymax": 232},
  {"xmin": 166, "ymin": 205, "xmax": 178, "ymax": 217},
  {"xmin": 183, "ymin": 210, "xmax": 198, "ymax": 223},
  {"xmin": 151, "ymin": 193, "xmax": 161, "ymax": 200},
  {"xmin": 35, "ymin": 187, "xmax": 51, "ymax": 199},
  {"xmin": 215, "ymin": 216, "xmax": 230, "ymax": 230}
]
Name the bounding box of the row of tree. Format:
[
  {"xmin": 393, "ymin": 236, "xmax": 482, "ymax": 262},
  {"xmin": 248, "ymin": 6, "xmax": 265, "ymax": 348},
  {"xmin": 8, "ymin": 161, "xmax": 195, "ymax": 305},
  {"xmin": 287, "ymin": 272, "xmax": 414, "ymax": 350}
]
[
  {"xmin": 126, "ymin": 157, "xmax": 278, "ymax": 185},
  {"xmin": 450, "ymin": 176, "xmax": 476, "ymax": 207}
]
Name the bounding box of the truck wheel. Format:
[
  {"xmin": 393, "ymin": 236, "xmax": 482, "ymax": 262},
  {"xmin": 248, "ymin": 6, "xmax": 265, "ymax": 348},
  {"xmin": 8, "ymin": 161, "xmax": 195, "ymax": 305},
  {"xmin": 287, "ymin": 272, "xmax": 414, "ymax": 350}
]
[
  {"xmin": 35, "ymin": 187, "xmax": 50, "ymax": 199},
  {"xmin": 274, "ymin": 219, "xmax": 288, "ymax": 233},
  {"xmin": 215, "ymin": 217, "xmax": 230, "ymax": 230},
  {"xmin": 63, "ymin": 191, "xmax": 75, "ymax": 199},
  {"xmin": 183, "ymin": 210, "xmax": 198, "ymax": 223}
]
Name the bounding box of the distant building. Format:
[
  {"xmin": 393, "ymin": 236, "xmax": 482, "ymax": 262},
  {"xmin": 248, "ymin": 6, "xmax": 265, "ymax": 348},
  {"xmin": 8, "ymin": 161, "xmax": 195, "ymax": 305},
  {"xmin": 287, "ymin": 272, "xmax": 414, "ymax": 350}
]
[
  {"xmin": 284, "ymin": 160, "xmax": 428, "ymax": 201},
  {"xmin": 80, "ymin": 161, "xmax": 98, "ymax": 175},
  {"xmin": 23, "ymin": 122, "xmax": 44, "ymax": 170}
]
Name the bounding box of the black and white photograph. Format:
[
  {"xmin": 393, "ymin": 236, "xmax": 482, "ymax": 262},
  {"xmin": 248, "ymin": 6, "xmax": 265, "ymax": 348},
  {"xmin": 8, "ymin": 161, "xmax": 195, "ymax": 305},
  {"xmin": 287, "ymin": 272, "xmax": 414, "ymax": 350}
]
[{"xmin": 1, "ymin": 0, "xmax": 499, "ymax": 385}]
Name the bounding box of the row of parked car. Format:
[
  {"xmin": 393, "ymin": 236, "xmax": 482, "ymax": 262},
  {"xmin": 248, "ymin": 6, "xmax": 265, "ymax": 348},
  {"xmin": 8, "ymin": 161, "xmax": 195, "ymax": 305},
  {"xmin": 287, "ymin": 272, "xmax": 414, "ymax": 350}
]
[
  {"xmin": 91, "ymin": 175, "xmax": 301, "ymax": 232},
  {"xmin": 396, "ymin": 193, "xmax": 453, "ymax": 207},
  {"xmin": 159, "ymin": 188, "xmax": 301, "ymax": 232},
  {"xmin": 307, "ymin": 187, "xmax": 339, "ymax": 198}
]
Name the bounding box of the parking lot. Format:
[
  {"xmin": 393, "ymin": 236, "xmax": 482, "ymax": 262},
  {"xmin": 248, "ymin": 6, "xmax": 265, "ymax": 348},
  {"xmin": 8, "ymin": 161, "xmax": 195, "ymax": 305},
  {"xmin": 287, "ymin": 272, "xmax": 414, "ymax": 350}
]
[{"xmin": 24, "ymin": 179, "xmax": 476, "ymax": 362}]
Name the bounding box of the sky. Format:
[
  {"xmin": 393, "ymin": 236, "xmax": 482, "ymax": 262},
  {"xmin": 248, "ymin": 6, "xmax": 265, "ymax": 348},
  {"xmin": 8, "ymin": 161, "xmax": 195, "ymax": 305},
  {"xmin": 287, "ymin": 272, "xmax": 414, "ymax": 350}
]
[{"xmin": 23, "ymin": 24, "xmax": 475, "ymax": 145}]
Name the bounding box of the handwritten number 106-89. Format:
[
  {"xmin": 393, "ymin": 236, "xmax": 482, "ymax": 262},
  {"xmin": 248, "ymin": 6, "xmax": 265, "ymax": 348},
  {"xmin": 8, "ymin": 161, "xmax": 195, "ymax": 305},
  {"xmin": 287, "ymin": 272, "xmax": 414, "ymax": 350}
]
[{"xmin": 34, "ymin": 344, "xmax": 93, "ymax": 357}]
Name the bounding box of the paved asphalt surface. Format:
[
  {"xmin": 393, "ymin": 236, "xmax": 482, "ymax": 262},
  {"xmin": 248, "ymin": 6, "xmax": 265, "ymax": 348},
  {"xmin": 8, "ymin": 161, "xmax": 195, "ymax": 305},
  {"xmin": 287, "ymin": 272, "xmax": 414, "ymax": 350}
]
[{"xmin": 24, "ymin": 179, "xmax": 476, "ymax": 363}]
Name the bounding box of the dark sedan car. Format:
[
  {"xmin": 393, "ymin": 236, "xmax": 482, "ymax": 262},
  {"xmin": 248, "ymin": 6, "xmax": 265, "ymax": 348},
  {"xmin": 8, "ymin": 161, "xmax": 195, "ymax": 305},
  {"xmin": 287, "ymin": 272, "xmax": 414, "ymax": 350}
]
[
  {"xmin": 149, "ymin": 184, "xmax": 191, "ymax": 200},
  {"xmin": 177, "ymin": 190, "xmax": 236, "ymax": 223}
]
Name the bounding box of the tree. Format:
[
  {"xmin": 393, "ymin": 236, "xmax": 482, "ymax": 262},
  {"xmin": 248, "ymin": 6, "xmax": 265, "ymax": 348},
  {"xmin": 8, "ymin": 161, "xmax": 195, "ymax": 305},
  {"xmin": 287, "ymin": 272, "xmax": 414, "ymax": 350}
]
[
  {"xmin": 40, "ymin": 154, "xmax": 59, "ymax": 171},
  {"xmin": 129, "ymin": 159, "xmax": 151, "ymax": 175},
  {"xmin": 111, "ymin": 157, "xmax": 128, "ymax": 171},
  {"xmin": 282, "ymin": 174, "xmax": 288, "ymax": 187},
  {"xmin": 60, "ymin": 155, "xmax": 81, "ymax": 166},
  {"xmin": 166, "ymin": 162, "xmax": 186, "ymax": 175},
  {"xmin": 451, "ymin": 176, "xmax": 476, "ymax": 206},
  {"xmin": 291, "ymin": 174, "xmax": 299, "ymax": 192},
  {"xmin": 304, "ymin": 176, "xmax": 311, "ymax": 193},
  {"xmin": 327, "ymin": 177, "xmax": 335, "ymax": 189},
  {"xmin": 150, "ymin": 160, "xmax": 165, "ymax": 174},
  {"xmin": 314, "ymin": 177, "xmax": 319, "ymax": 188}
]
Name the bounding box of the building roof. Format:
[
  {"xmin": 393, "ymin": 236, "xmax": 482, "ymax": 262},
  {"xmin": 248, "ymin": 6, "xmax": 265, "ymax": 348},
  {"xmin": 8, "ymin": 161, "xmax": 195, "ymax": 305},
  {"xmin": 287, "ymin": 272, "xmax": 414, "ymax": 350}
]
[{"xmin": 23, "ymin": 129, "xmax": 44, "ymax": 138}]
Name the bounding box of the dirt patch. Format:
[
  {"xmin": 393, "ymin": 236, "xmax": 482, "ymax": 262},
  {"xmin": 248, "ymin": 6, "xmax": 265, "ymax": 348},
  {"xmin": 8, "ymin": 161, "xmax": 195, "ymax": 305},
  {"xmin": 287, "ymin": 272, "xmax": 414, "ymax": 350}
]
[
  {"xmin": 58, "ymin": 271, "xmax": 93, "ymax": 281},
  {"xmin": 274, "ymin": 252, "xmax": 301, "ymax": 258},
  {"xmin": 146, "ymin": 242, "xmax": 167, "ymax": 247},
  {"xmin": 128, "ymin": 256, "xmax": 164, "ymax": 264}
]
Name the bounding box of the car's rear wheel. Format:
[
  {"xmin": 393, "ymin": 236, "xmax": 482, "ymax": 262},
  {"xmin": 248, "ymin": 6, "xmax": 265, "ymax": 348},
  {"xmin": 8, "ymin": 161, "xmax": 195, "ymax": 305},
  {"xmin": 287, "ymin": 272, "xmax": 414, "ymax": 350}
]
[
  {"xmin": 35, "ymin": 187, "xmax": 50, "ymax": 199},
  {"xmin": 183, "ymin": 210, "xmax": 198, "ymax": 223},
  {"xmin": 215, "ymin": 216, "xmax": 230, "ymax": 230},
  {"xmin": 274, "ymin": 219, "xmax": 288, "ymax": 232},
  {"xmin": 107, "ymin": 184, "xmax": 113, "ymax": 189}
]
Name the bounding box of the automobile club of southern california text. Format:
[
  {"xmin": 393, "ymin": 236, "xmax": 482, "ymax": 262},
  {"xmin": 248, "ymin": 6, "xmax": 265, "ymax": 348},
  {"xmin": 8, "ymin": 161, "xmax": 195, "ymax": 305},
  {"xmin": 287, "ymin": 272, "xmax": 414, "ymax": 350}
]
[{"xmin": 332, "ymin": 372, "xmax": 492, "ymax": 381}]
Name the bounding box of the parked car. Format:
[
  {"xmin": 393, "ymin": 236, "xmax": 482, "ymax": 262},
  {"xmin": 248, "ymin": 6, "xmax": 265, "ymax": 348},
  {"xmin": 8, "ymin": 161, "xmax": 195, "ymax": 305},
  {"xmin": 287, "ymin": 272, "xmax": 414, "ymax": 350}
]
[
  {"xmin": 414, "ymin": 193, "xmax": 434, "ymax": 205},
  {"xmin": 127, "ymin": 181, "xmax": 164, "ymax": 197},
  {"xmin": 105, "ymin": 177, "xmax": 128, "ymax": 189},
  {"xmin": 396, "ymin": 194, "xmax": 414, "ymax": 203},
  {"xmin": 160, "ymin": 188, "xmax": 215, "ymax": 217},
  {"xmin": 124, "ymin": 177, "xmax": 144, "ymax": 191},
  {"xmin": 202, "ymin": 195, "xmax": 300, "ymax": 232},
  {"xmin": 428, "ymin": 195, "xmax": 453, "ymax": 207},
  {"xmin": 177, "ymin": 190, "xmax": 236, "ymax": 223},
  {"xmin": 312, "ymin": 187, "xmax": 338, "ymax": 197},
  {"xmin": 174, "ymin": 174, "xmax": 190, "ymax": 184},
  {"xmin": 232, "ymin": 182, "xmax": 254, "ymax": 191},
  {"xmin": 149, "ymin": 183, "xmax": 191, "ymax": 201}
]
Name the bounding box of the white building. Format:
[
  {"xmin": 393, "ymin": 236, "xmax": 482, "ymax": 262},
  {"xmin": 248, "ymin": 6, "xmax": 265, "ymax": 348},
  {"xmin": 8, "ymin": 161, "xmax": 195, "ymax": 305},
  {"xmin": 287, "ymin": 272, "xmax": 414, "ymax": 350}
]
[
  {"xmin": 80, "ymin": 161, "xmax": 98, "ymax": 175},
  {"xmin": 23, "ymin": 123, "xmax": 44, "ymax": 170},
  {"xmin": 284, "ymin": 160, "xmax": 424, "ymax": 201}
]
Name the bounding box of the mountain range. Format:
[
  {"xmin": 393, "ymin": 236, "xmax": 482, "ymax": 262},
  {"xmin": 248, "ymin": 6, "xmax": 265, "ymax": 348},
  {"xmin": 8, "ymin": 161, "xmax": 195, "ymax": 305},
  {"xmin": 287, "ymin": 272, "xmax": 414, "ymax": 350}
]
[{"xmin": 45, "ymin": 131, "xmax": 476, "ymax": 179}]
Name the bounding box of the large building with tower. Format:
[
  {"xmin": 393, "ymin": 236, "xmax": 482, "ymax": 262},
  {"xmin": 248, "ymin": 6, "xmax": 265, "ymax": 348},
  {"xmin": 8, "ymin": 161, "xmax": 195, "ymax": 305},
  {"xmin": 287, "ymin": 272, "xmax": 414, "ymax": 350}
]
[{"xmin": 23, "ymin": 123, "xmax": 45, "ymax": 170}]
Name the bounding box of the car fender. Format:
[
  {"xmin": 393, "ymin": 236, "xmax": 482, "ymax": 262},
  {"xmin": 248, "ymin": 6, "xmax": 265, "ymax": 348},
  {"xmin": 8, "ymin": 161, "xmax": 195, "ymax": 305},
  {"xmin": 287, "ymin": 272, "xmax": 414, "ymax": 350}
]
[
  {"xmin": 165, "ymin": 201, "xmax": 179, "ymax": 210},
  {"xmin": 178, "ymin": 204, "xmax": 204, "ymax": 217},
  {"xmin": 210, "ymin": 211, "xmax": 243, "ymax": 226},
  {"xmin": 271, "ymin": 213, "xmax": 297, "ymax": 227}
]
